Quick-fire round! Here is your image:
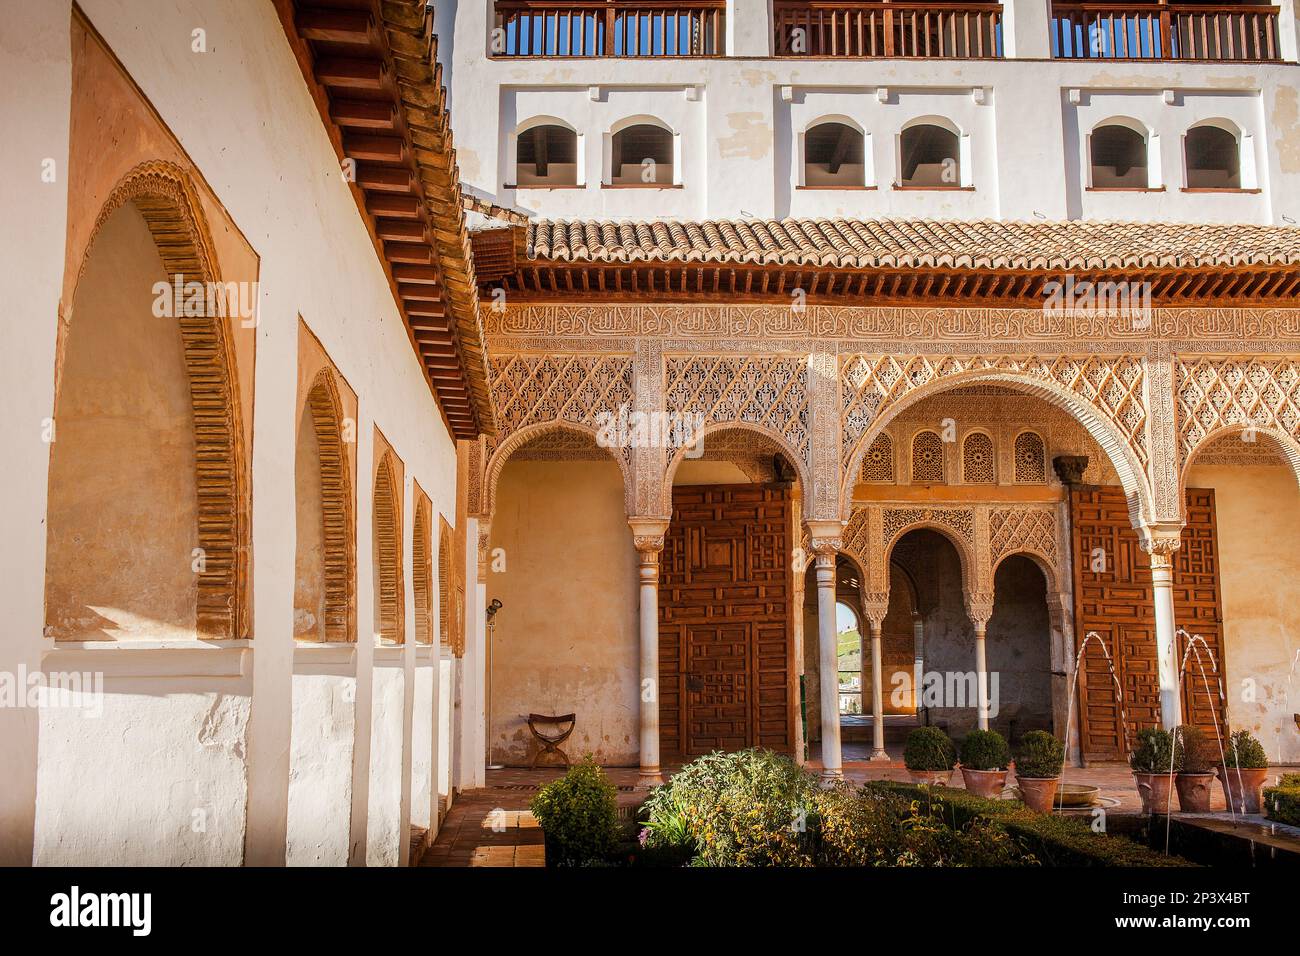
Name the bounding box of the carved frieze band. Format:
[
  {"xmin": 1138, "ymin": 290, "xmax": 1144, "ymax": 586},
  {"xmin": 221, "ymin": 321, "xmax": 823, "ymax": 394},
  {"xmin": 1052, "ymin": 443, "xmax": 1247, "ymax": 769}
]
[{"xmin": 487, "ymin": 304, "xmax": 1300, "ymax": 345}]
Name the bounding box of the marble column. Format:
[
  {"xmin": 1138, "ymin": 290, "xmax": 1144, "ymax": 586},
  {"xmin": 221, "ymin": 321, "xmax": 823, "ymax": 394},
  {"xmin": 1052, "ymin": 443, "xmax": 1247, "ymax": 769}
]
[
  {"xmin": 808, "ymin": 533, "xmax": 843, "ymax": 779},
  {"xmin": 967, "ymin": 594, "xmax": 995, "ymax": 731},
  {"xmin": 629, "ymin": 518, "xmax": 669, "ymax": 786},
  {"xmin": 862, "ymin": 601, "xmax": 891, "ymax": 761},
  {"xmin": 1143, "ymin": 532, "xmax": 1184, "ymax": 730}
]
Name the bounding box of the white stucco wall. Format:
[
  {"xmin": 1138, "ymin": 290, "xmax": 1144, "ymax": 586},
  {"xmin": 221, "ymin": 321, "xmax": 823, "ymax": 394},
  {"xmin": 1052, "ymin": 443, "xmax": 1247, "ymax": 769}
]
[
  {"xmin": 451, "ymin": 0, "xmax": 1300, "ymax": 224},
  {"xmin": 2, "ymin": 0, "xmax": 459, "ymax": 865}
]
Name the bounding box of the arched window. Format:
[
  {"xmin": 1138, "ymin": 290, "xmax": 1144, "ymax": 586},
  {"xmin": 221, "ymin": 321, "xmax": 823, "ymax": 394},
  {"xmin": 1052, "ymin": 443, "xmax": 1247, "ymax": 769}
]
[
  {"xmin": 804, "ymin": 121, "xmax": 865, "ymax": 187},
  {"xmin": 911, "ymin": 430, "xmax": 946, "ymax": 483},
  {"xmin": 1014, "ymin": 431, "xmax": 1048, "ymax": 483},
  {"xmin": 1184, "ymin": 124, "xmax": 1240, "ymax": 190},
  {"xmin": 413, "ymin": 496, "xmax": 433, "ymax": 644},
  {"xmin": 438, "ymin": 516, "xmax": 453, "ymax": 650},
  {"xmin": 962, "ymin": 432, "xmax": 995, "ymax": 484},
  {"xmin": 294, "ymin": 370, "xmax": 355, "ymax": 643},
  {"xmin": 610, "ymin": 122, "xmax": 674, "ymax": 186},
  {"xmin": 861, "ymin": 432, "xmax": 894, "ymax": 482},
  {"xmin": 836, "ymin": 601, "xmax": 863, "ymax": 715},
  {"xmin": 1090, "ymin": 122, "xmax": 1149, "ymax": 188},
  {"xmin": 515, "ymin": 123, "xmax": 578, "ymax": 187},
  {"xmin": 899, "ymin": 122, "xmax": 960, "ymax": 187},
  {"xmin": 373, "ymin": 453, "xmax": 403, "ymax": 645}
]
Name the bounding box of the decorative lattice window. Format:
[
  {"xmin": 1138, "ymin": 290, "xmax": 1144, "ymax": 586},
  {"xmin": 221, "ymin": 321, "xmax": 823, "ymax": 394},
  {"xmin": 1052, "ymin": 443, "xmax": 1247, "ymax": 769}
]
[
  {"xmin": 1014, "ymin": 431, "xmax": 1048, "ymax": 483},
  {"xmin": 861, "ymin": 433, "xmax": 894, "ymax": 482},
  {"xmin": 438, "ymin": 517, "xmax": 452, "ymax": 648},
  {"xmin": 911, "ymin": 430, "xmax": 945, "ymax": 483},
  {"xmin": 412, "ymin": 498, "xmax": 433, "ymax": 644},
  {"xmin": 962, "ymin": 432, "xmax": 995, "ymax": 484}
]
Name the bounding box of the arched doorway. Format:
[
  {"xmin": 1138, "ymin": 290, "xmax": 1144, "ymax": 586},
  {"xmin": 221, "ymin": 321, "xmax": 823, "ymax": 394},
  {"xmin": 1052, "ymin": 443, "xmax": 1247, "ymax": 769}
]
[
  {"xmin": 661, "ymin": 426, "xmax": 803, "ymax": 758},
  {"xmin": 486, "ymin": 425, "xmax": 635, "ymax": 765},
  {"xmin": 988, "ymin": 554, "xmax": 1053, "ymax": 744}
]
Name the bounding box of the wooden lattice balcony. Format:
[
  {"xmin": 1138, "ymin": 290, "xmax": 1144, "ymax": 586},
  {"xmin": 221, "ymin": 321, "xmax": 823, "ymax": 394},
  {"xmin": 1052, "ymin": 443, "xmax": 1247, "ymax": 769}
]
[
  {"xmin": 491, "ymin": 1, "xmax": 726, "ymax": 57},
  {"xmin": 1050, "ymin": 2, "xmax": 1282, "ymax": 60},
  {"xmin": 772, "ymin": 1, "xmax": 1004, "ymax": 58}
]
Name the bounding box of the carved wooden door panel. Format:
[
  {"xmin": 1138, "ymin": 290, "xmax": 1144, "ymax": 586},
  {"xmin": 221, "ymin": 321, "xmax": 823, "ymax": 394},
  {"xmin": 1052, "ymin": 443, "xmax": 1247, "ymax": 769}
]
[
  {"xmin": 1070, "ymin": 486, "xmax": 1225, "ymax": 761},
  {"xmin": 659, "ymin": 484, "xmax": 792, "ymax": 757}
]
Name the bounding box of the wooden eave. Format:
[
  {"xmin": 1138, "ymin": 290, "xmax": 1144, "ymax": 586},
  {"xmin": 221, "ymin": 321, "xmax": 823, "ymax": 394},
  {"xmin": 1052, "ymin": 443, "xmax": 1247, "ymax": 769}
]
[
  {"xmin": 278, "ymin": 0, "xmax": 494, "ymax": 438},
  {"xmin": 477, "ymin": 251, "xmax": 1300, "ymax": 309}
]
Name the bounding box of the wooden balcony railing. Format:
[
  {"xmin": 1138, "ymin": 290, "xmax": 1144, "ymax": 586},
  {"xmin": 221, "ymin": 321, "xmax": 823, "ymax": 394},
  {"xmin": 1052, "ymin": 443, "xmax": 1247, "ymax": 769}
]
[
  {"xmin": 1050, "ymin": 4, "xmax": 1281, "ymax": 60},
  {"xmin": 492, "ymin": 1, "xmax": 726, "ymax": 57},
  {"xmin": 773, "ymin": 1, "xmax": 1004, "ymax": 58}
]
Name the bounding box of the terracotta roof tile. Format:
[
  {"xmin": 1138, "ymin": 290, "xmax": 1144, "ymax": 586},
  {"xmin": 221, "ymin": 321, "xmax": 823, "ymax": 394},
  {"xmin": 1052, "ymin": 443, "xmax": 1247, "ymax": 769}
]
[{"xmin": 525, "ymin": 217, "xmax": 1300, "ymax": 271}]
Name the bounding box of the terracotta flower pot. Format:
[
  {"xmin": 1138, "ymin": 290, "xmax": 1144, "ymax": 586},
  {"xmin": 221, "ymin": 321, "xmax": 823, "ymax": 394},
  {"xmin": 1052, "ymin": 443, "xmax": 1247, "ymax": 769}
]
[
  {"xmin": 908, "ymin": 769, "xmax": 952, "ymax": 786},
  {"xmin": 960, "ymin": 767, "xmax": 1009, "ymax": 799},
  {"xmin": 1174, "ymin": 772, "xmax": 1216, "ymax": 813},
  {"xmin": 1218, "ymin": 766, "xmax": 1269, "ymax": 814},
  {"xmin": 1017, "ymin": 776, "xmax": 1060, "ymax": 813},
  {"xmin": 1132, "ymin": 772, "xmax": 1175, "ymax": 815}
]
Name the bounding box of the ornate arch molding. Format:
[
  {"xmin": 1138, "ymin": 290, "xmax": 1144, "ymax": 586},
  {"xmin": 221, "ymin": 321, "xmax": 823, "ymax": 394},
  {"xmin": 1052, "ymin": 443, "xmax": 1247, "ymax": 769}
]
[
  {"xmin": 1175, "ymin": 357, "xmax": 1300, "ymax": 495},
  {"xmin": 68, "ymin": 160, "xmax": 248, "ymax": 639},
  {"xmin": 412, "ymin": 492, "xmax": 433, "ymax": 645},
  {"xmin": 481, "ymin": 420, "xmax": 635, "ymax": 518},
  {"xmin": 838, "ymin": 501, "xmax": 1068, "ymax": 614},
  {"xmin": 660, "ymin": 420, "xmax": 812, "ymax": 516},
  {"xmin": 305, "ymin": 369, "xmax": 356, "ymax": 642},
  {"xmin": 840, "ymin": 357, "xmax": 1153, "ymax": 528}
]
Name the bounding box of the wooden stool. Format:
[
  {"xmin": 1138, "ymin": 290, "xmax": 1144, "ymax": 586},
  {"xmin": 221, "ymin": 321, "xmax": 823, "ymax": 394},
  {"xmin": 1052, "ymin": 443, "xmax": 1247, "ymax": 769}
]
[{"xmin": 527, "ymin": 713, "xmax": 575, "ymax": 769}]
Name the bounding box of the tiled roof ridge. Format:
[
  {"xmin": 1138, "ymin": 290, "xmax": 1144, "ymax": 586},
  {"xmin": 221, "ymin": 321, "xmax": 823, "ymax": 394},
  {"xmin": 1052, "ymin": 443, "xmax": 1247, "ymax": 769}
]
[{"xmin": 525, "ymin": 216, "xmax": 1300, "ymax": 271}]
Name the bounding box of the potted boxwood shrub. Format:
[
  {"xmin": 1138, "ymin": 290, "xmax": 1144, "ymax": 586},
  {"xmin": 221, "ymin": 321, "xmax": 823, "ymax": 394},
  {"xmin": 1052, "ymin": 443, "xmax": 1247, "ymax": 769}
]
[
  {"xmin": 1129, "ymin": 727, "xmax": 1175, "ymax": 814},
  {"xmin": 959, "ymin": 729, "xmax": 1011, "ymax": 798},
  {"xmin": 1172, "ymin": 724, "xmax": 1218, "ymax": 813},
  {"xmin": 1219, "ymin": 729, "xmax": 1269, "ymax": 814},
  {"xmin": 903, "ymin": 726, "xmax": 956, "ymax": 785},
  {"xmin": 1014, "ymin": 730, "xmax": 1064, "ymax": 813}
]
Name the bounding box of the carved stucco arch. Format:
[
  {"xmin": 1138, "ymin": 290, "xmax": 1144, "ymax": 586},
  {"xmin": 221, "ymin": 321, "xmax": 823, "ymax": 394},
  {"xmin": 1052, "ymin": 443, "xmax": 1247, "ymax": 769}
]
[
  {"xmin": 883, "ymin": 520, "xmax": 978, "ymax": 599},
  {"xmin": 64, "ymin": 160, "xmax": 248, "ymax": 639},
  {"xmin": 840, "ymin": 367, "xmax": 1154, "ymax": 531},
  {"xmin": 483, "ymin": 420, "xmax": 634, "ymax": 518},
  {"xmin": 992, "ymin": 548, "xmax": 1059, "ymax": 595},
  {"xmin": 304, "ymin": 368, "xmax": 356, "ymax": 643},
  {"xmin": 1178, "ymin": 423, "xmax": 1300, "ymax": 501},
  {"xmin": 661, "ymin": 420, "xmax": 812, "ymax": 517}
]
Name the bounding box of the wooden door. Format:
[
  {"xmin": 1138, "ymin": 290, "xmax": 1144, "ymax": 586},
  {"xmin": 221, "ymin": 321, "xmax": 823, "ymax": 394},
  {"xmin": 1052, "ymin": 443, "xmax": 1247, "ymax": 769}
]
[
  {"xmin": 1070, "ymin": 485, "xmax": 1226, "ymax": 760},
  {"xmin": 659, "ymin": 484, "xmax": 792, "ymax": 757}
]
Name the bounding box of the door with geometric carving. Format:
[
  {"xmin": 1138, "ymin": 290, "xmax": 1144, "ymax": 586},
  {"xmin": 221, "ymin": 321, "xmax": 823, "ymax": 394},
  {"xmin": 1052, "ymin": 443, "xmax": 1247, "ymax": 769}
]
[
  {"xmin": 659, "ymin": 484, "xmax": 793, "ymax": 757},
  {"xmin": 1070, "ymin": 485, "xmax": 1225, "ymax": 761}
]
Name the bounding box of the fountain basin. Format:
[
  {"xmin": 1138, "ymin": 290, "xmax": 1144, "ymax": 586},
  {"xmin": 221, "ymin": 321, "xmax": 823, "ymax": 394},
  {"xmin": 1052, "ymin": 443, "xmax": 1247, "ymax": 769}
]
[{"xmin": 1053, "ymin": 783, "xmax": 1101, "ymax": 808}]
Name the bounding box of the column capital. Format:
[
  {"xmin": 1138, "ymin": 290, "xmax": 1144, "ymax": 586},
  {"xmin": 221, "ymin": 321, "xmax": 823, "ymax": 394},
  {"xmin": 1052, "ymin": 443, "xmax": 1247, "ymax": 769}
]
[
  {"xmin": 628, "ymin": 517, "xmax": 670, "ymax": 557},
  {"xmin": 1138, "ymin": 523, "xmax": 1183, "ymax": 570},
  {"xmin": 966, "ymin": 591, "xmax": 995, "ymax": 628},
  {"xmin": 860, "ymin": 595, "xmax": 890, "ymax": 628}
]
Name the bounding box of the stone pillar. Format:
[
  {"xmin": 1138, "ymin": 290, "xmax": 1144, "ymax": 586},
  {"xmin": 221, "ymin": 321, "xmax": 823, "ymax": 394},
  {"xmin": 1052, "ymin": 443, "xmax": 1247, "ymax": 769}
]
[
  {"xmin": 1046, "ymin": 592, "xmax": 1081, "ymax": 764},
  {"xmin": 861, "ymin": 601, "xmax": 890, "ymax": 761},
  {"xmin": 630, "ymin": 518, "xmax": 669, "ymax": 785},
  {"xmin": 807, "ymin": 525, "xmax": 844, "ymax": 778},
  {"xmin": 967, "ymin": 593, "xmax": 995, "ymax": 731},
  {"xmin": 912, "ymin": 614, "xmax": 925, "ymax": 714},
  {"xmin": 1142, "ymin": 529, "xmax": 1184, "ymax": 729}
]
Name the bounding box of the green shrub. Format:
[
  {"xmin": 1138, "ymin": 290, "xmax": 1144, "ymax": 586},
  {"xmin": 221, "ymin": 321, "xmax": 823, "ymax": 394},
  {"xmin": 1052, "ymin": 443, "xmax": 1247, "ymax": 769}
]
[
  {"xmin": 650, "ymin": 748, "xmax": 820, "ymax": 867},
  {"xmin": 904, "ymin": 727, "xmax": 956, "ymax": 772},
  {"xmin": 1173, "ymin": 725, "xmax": 1216, "ymax": 774},
  {"xmin": 1263, "ymin": 785, "xmax": 1300, "ymax": 826},
  {"xmin": 1221, "ymin": 729, "xmax": 1268, "ymax": 769},
  {"xmin": 1129, "ymin": 727, "xmax": 1175, "ymax": 774},
  {"xmin": 1015, "ymin": 730, "xmax": 1064, "ymax": 779},
  {"xmin": 529, "ymin": 757, "xmax": 619, "ymax": 867},
  {"xmin": 1279, "ymin": 772, "xmax": 1300, "ymax": 788},
  {"xmin": 960, "ymin": 729, "xmax": 1010, "ymax": 771},
  {"xmin": 865, "ymin": 781, "xmax": 1196, "ymax": 867},
  {"xmin": 807, "ymin": 782, "xmax": 903, "ymax": 867}
]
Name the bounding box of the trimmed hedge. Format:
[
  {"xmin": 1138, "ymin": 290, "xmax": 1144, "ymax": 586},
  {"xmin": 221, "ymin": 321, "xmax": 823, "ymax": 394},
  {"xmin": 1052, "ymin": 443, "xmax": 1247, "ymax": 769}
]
[
  {"xmin": 866, "ymin": 781, "xmax": 1196, "ymax": 867},
  {"xmin": 1263, "ymin": 785, "xmax": 1300, "ymax": 827}
]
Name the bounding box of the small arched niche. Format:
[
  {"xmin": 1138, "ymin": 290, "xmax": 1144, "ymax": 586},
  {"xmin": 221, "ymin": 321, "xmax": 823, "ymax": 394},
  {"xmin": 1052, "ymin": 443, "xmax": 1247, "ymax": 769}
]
[
  {"xmin": 1089, "ymin": 120, "xmax": 1150, "ymax": 189},
  {"xmin": 803, "ymin": 120, "xmax": 866, "ymax": 188}
]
